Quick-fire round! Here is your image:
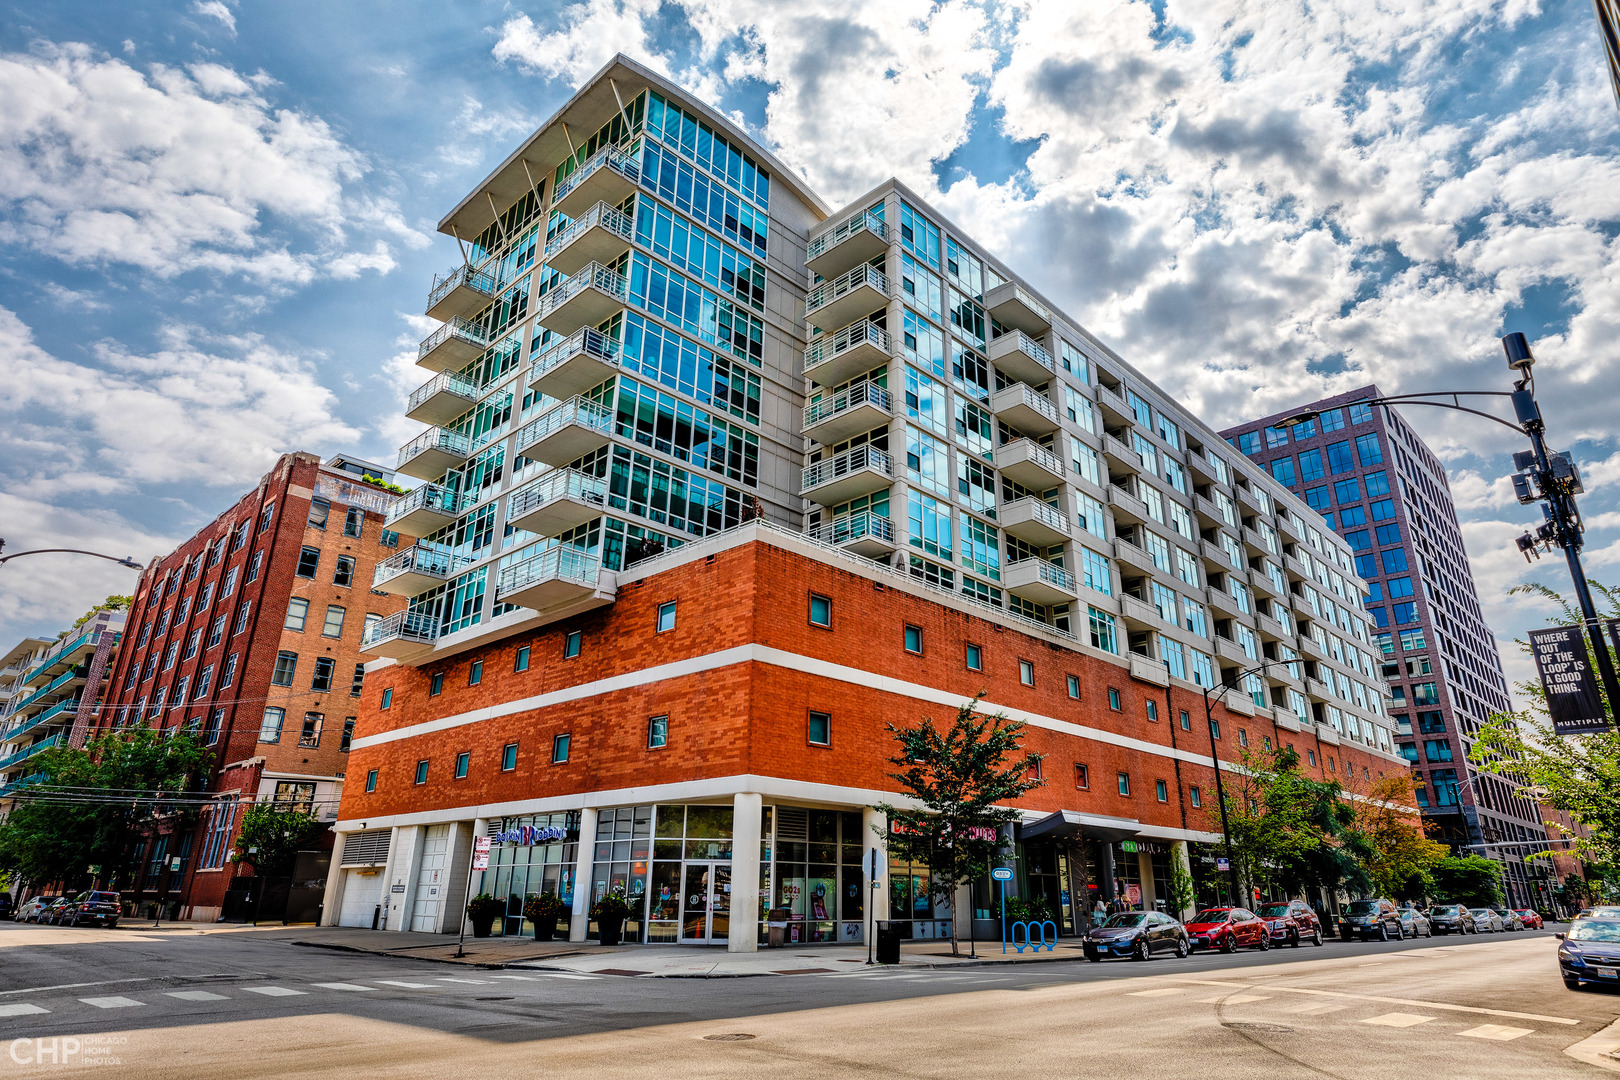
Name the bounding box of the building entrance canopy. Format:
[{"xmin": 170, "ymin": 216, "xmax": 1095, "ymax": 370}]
[{"xmin": 1020, "ymin": 809, "xmax": 1142, "ymax": 845}]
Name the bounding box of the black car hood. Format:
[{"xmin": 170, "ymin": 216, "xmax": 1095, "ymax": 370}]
[{"xmin": 1086, "ymin": 927, "xmax": 1140, "ymax": 940}]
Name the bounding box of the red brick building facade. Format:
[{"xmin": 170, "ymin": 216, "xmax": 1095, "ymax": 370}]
[{"xmin": 97, "ymin": 452, "xmax": 409, "ymax": 921}]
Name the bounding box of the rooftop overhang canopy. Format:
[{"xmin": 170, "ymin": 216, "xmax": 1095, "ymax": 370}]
[{"xmin": 1019, "ymin": 809, "xmax": 1142, "ymax": 845}]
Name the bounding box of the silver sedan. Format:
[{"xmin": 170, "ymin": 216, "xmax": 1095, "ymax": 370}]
[{"xmin": 1470, "ymin": 907, "xmax": 1505, "ymax": 932}]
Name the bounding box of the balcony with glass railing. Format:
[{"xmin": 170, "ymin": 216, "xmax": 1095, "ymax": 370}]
[
  {"xmin": 993, "ymin": 439, "xmax": 1065, "ymax": 491},
  {"xmin": 984, "ymin": 281, "xmax": 1051, "ymax": 336},
  {"xmin": 514, "ymin": 396, "xmax": 614, "ymax": 468},
  {"xmin": 396, "ymin": 427, "xmax": 473, "ymax": 481},
  {"xmin": 359, "ymin": 610, "xmax": 440, "ymax": 662},
  {"xmin": 551, "ymin": 144, "xmax": 641, "ymax": 220},
  {"xmin": 805, "ymin": 264, "xmax": 891, "ymax": 333},
  {"xmin": 802, "ymin": 381, "xmax": 893, "ymax": 446},
  {"xmin": 987, "ymin": 330, "xmax": 1055, "ymax": 386},
  {"xmin": 417, "ymin": 316, "xmax": 490, "ymax": 373},
  {"xmin": 1004, "ymin": 558, "xmax": 1077, "ymax": 606},
  {"xmin": 384, "ymin": 483, "xmax": 469, "ymax": 537},
  {"xmin": 801, "ymin": 446, "xmax": 894, "ymax": 506},
  {"xmin": 806, "ymin": 510, "xmax": 896, "ymax": 559},
  {"xmin": 506, "ymin": 469, "xmax": 608, "ymax": 537},
  {"xmin": 495, "ymin": 546, "xmax": 617, "ymax": 618},
  {"xmin": 536, "ymin": 261, "xmax": 628, "ymax": 337},
  {"xmin": 543, "ymin": 201, "xmax": 635, "ymax": 277},
  {"xmin": 426, "ymin": 264, "xmax": 497, "ymax": 322},
  {"xmin": 804, "ymin": 319, "xmax": 893, "ymax": 388},
  {"xmin": 1000, "ymin": 497, "xmax": 1070, "ymax": 548},
  {"xmin": 989, "ymin": 383, "xmax": 1060, "ymax": 437},
  {"xmin": 405, "ymin": 371, "xmax": 481, "ymax": 427},
  {"xmin": 805, "ymin": 209, "xmax": 890, "ymax": 279},
  {"xmin": 19, "ymin": 629, "xmax": 101, "ymax": 689},
  {"xmin": 527, "ymin": 327, "xmax": 622, "ymax": 400},
  {"xmin": 371, "ymin": 543, "xmax": 467, "ymax": 597}
]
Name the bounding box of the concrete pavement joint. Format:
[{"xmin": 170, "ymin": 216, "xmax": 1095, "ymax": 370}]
[{"xmin": 1564, "ymin": 1017, "xmax": 1620, "ymax": 1072}]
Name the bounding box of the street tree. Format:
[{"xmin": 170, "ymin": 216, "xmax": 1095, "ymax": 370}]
[
  {"xmin": 1429, "ymin": 855, "xmax": 1504, "ymax": 907},
  {"xmin": 1216, "ymin": 745, "xmax": 1362, "ymax": 900},
  {"xmin": 876, "ymin": 696, "xmax": 1043, "ymax": 956},
  {"xmin": 1344, "ymin": 773, "xmax": 1448, "ymax": 901},
  {"xmin": 232, "ymin": 802, "xmax": 328, "ymax": 877}
]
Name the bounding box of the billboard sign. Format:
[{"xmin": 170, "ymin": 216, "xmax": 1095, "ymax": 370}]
[{"xmin": 1530, "ymin": 626, "xmax": 1610, "ymax": 735}]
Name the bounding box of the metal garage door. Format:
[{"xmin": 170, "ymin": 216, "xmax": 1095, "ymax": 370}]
[
  {"xmin": 338, "ymin": 870, "xmax": 384, "ymax": 928},
  {"xmin": 409, "ymin": 824, "xmax": 451, "ymax": 933}
]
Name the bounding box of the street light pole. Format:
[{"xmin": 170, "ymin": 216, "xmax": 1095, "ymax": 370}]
[
  {"xmin": 0, "ymin": 541, "xmax": 144, "ymax": 571},
  {"xmin": 1201, "ymin": 659, "xmax": 1280, "ymax": 906}
]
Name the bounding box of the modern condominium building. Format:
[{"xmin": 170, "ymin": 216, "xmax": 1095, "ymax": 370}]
[
  {"xmin": 332, "ymin": 55, "xmax": 1405, "ymax": 949},
  {"xmin": 0, "ymin": 620, "xmax": 122, "ymax": 809},
  {"xmin": 1222, "ymin": 389, "xmax": 1548, "ymax": 908}
]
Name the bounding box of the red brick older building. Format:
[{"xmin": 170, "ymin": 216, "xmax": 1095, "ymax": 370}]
[{"xmin": 96, "ymin": 452, "xmax": 409, "ymax": 921}]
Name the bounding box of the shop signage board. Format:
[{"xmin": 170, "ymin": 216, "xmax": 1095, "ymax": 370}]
[
  {"xmin": 1216, "ymin": 857, "xmax": 1230, "ymax": 871},
  {"xmin": 472, "ymin": 836, "xmax": 492, "ymax": 870},
  {"xmin": 1530, "ymin": 626, "xmax": 1610, "ymax": 735},
  {"xmin": 490, "ymin": 824, "xmax": 568, "ymax": 846}
]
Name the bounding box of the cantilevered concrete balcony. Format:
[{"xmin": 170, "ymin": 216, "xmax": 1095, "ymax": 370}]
[
  {"xmin": 528, "ymin": 327, "xmax": 622, "ymax": 400},
  {"xmin": 1101, "ymin": 434, "xmax": 1142, "ymax": 477},
  {"xmin": 417, "ymin": 316, "xmax": 489, "ymax": 373},
  {"xmin": 385, "ymin": 483, "xmax": 468, "ymax": 537},
  {"xmin": 1000, "ymin": 497, "xmax": 1069, "ymax": 548},
  {"xmin": 360, "ymin": 610, "xmax": 439, "ymax": 663},
  {"xmin": 1119, "ymin": 593, "xmax": 1163, "ymax": 633},
  {"xmin": 987, "ymin": 330, "xmax": 1055, "ymax": 386},
  {"xmin": 994, "ymin": 439, "xmax": 1065, "ymax": 490},
  {"xmin": 805, "ymin": 209, "xmax": 890, "ymax": 280},
  {"xmin": 543, "ymin": 201, "xmax": 634, "ymax": 277},
  {"xmin": 804, "ymin": 319, "xmax": 893, "ymax": 387},
  {"xmin": 537, "ymin": 261, "xmax": 628, "ymax": 337},
  {"xmin": 514, "ymin": 397, "xmax": 614, "ymax": 467},
  {"xmin": 805, "ymin": 264, "xmax": 890, "ymax": 333},
  {"xmin": 396, "ymin": 427, "xmax": 472, "ymax": 481},
  {"xmin": 801, "ymin": 446, "xmax": 893, "ymax": 506},
  {"xmin": 495, "ymin": 547, "xmax": 617, "ymax": 621},
  {"xmin": 1004, "ymin": 558, "xmax": 1078, "ymax": 606},
  {"xmin": 806, "ymin": 510, "xmax": 896, "ymax": 559},
  {"xmin": 406, "ymin": 371, "xmax": 481, "ymax": 426},
  {"xmin": 551, "ymin": 144, "xmax": 641, "ymax": 220},
  {"xmin": 984, "ymin": 281, "xmax": 1051, "ymax": 336},
  {"xmin": 506, "ymin": 469, "xmax": 607, "ymax": 537},
  {"xmin": 802, "ymin": 381, "xmax": 893, "ymax": 446},
  {"xmin": 1096, "ymin": 384, "xmax": 1137, "ymax": 431},
  {"xmin": 426, "ymin": 264, "xmax": 496, "ymax": 322},
  {"xmin": 1106, "ymin": 485, "xmax": 1150, "ymax": 527},
  {"xmin": 989, "ymin": 383, "xmax": 1060, "ymax": 437},
  {"xmin": 372, "ymin": 543, "xmax": 466, "ymax": 597}
]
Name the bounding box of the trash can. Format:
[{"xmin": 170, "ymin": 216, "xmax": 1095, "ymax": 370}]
[
  {"xmin": 766, "ymin": 907, "xmax": 790, "ymax": 948},
  {"xmin": 876, "ymin": 921, "xmax": 902, "ymax": 965}
]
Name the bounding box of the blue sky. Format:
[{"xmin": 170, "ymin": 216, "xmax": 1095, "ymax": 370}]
[{"xmin": 1, "ymin": 0, "xmax": 1617, "ymax": 696}]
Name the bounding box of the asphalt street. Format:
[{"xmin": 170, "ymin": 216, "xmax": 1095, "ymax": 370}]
[{"xmin": 0, "ymin": 920, "xmax": 1615, "ymax": 1078}]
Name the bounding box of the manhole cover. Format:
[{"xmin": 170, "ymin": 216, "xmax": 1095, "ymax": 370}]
[
  {"xmin": 1226, "ymin": 1022, "xmax": 1294, "ymax": 1034},
  {"xmin": 703, "ymin": 1034, "xmax": 757, "ymax": 1042}
]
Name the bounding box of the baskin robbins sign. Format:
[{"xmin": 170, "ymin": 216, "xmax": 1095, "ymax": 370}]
[{"xmin": 490, "ymin": 824, "xmax": 569, "ymax": 846}]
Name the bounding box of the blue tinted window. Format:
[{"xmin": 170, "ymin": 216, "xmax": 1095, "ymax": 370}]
[
  {"xmin": 1270, "ymin": 458, "xmax": 1296, "ymax": 486},
  {"xmin": 1298, "ymin": 449, "xmax": 1324, "ymax": 482},
  {"xmin": 1364, "ymin": 470, "xmax": 1391, "ymax": 497},
  {"xmin": 1319, "ymin": 408, "xmax": 1345, "ymax": 432},
  {"xmin": 1348, "ymin": 402, "xmax": 1374, "ymax": 425},
  {"xmin": 1356, "ymin": 554, "xmax": 1378, "ymax": 580},
  {"xmin": 1376, "ymin": 523, "xmax": 1402, "ymax": 545},
  {"xmin": 1356, "ymin": 433, "xmax": 1384, "ymax": 465},
  {"xmin": 1305, "ymin": 486, "xmax": 1331, "ymax": 512},
  {"xmin": 1340, "ymin": 505, "xmax": 1367, "ymax": 526},
  {"xmin": 1291, "ymin": 417, "xmax": 1317, "ymax": 439},
  {"xmin": 1365, "ymin": 581, "xmax": 1383, "ymax": 601},
  {"xmin": 1371, "ymin": 499, "xmax": 1396, "ymax": 521},
  {"xmin": 1345, "ymin": 529, "xmax": 1371, "ymax": 551},
  {"xmin": 1233, "ymin": 431, "xmax": 1259, "ymax": 456},
  {"xmin": 1393, "ymin": 601, "xmax": 1418, "ymax": 624},
  {"xmin": 1333, "ymin": 478, "xmax": 1361, "ymax": 503},
  {"xmin": 1388, "ymin": 576, "xmax": 1414, "ymax": 597},
  {"xmin": 1326, "ymin": 440, "xmax": 1355, "ymax": 474},
  {"xmin": 1369, "ymin": 606, "xmax": 1389, "ymax": 628},
  {"xmin": 1265, "ymin": 426, "xmax": 1290, "ymax": 449},
  {"xmin": 1381, "ymin": 549, "xmax": 1409, "ymax": 573}
]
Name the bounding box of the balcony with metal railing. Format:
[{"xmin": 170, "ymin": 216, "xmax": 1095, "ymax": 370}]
[
  {"xmin": 0, "ymin": 772, "xmax": 45, "ymax": 800},
  {"xmin": 372, "ymin": 543, "xmax": 467, "ymax": 597},
  {"xmin": 396, "ymin": 427, "xmax": 473, "ymax": 481},
  {"xmin": 1004, "ymin": 558, "xmax": 1078, "ymax": 606},
  {"xmin": 551, "ymin": 144, "xmax": 641, "ymax": 220},
  {"xmin": 0, "ymin": 734, "xmax": 60, "ymax": 774},
  {"xmin": 495, "ymin": 546, "xmax": 617, "ymax": 619},
  {"xmin": 19, "ymin": 629, "xmax": 101, "ymax": 689},
  {"xmin": 514, "ymin": 396, "xmax": 614, "ymax": 468},
  {"xmin": 804, "ymin": 319, "xmax": 893, "ymax": 387},
  {"xmin": 805, "ymin": 264, "xmax": 891, "ymax": 333},
  {"xmin": 984, "ymin": 281, "xmax": 1051, "ymax": 336},
  {"xmin": 417, "ymin": 316, "xmax": 490, "ymax": 373},
  {"xmin": 385, "ymin": 483, "xmax": 469, "ymax": 537},
  {"xmin": 543, "ymin": 201, "xmax": 635, "ymax": 277},
  {"xmin": 537, "ymin": 261, "xmax": 628, "ymax": 337},
  {"xmin": 805, "ymin": 209, "xmax": 890, "ymax": 279},
  {"xmin": 406, "ymin": 371, "xmax": 481, "ymax": 427},
  {"xmin": 426, "ymin": 264, "xmax": 497, "ymax": 322},
  {"xmin": 993, "ymin": 439, "xmax": 1065, "ymax": 490},
  {"xmin": 4, "ymin": 698, "xmax": 78, "ymax": 743},
  {"xmin": 987, "ymin": 330, "xmax": 1055, "ymax": 386},
  {"xmin": 506, "ymin": 469, "xmax": 608, "ymax": 537},
  {"xmin": 806, "ymin": 510, "xmax": 896, "ymax": 559},
  {"xmin": 359, "ymin": 610, "xmax": 440, "ymax": 662},
  {"xmin": 802, "ymin": 381, "xmax": 893, "ymax": 446},
  {"xmin": 1000, "ymin": 497, "xmax": 1070, "ymax": 548},
  {"xmin": 10, "ymin": 665, "xmax": 88, "ymax": 719},
  {"xmin": 801, "ymin": 446, "xmax": 894, "ymax": 506},
  {"xmin": 989, "ymin": 383, "xmax": 1060, "ymax": 437},
  {"xmin": 527, "ymin": 327, "xmax": 622, "ymax": 400}
]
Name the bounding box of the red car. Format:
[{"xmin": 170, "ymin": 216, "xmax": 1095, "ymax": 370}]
[
  {"xmin": 1257, "ymin": 899, "xmax": 1326, "ymax": 946},
  {"xmin": 1185, "ymin": 907, "xmax": 1271, "ymax": 953},
  {"xmin": 1513, "ymin": 909, "xmax": 1544, "ymax": 930}
]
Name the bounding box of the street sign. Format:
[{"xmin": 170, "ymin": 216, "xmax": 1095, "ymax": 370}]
[
  {"xmin": 864, "ymin": 848, "xmax": 882, "ymax": 883},
  {"xmin": 991, "ymin": 867, "xmax": 1013, "ymax": 882},
  {"xmin": 1530, "ymin": 626, "xmax": 1610, "ymax": 735},
  {"xmin": 169, "ymin": 857, "xmax": 181, "ymax": 872},
  {"xmin": 1216, "ymin": 857, "xmax": 1231, "ymax": 871},
  {"xmin": 471, "ymin": 836, "xmax": 492, "ymax": 871}
]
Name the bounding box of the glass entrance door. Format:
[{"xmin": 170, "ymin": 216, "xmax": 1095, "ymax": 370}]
[{"xmin": 680, "ymin": 862, "xmax": 731, "ymax": 943}]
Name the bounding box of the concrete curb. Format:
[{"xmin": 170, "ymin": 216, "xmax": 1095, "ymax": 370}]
[
  {"xmin": 1564, "ymin": 1016, "xmax": 1620, "ymax": 1073},
  {"xmin": 513, "ymin": 948, "xmax": 1099, "ymax": 978}
]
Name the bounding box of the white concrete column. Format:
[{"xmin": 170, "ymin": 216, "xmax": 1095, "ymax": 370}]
[
  {"xmin": 862, "ymin": 806, "xmax": 887, "ymax": 938},
  {"xmin": 1171, "ymin": 841, "xmax": 1195, "ymax": 921},
  {"xmin": 1138, "ymin": 850, "xmax": 1156, "ymax": 909},
  {"xmin": 729, "ymin": 792, "xmax": 763, "ymax": 953},
  {"xmin": 567, "ymin": 807, "xmax": 599, "ymax": 942},
  {"xmin": 377, "ymin": 826, "xmax": 402, "ymax": 932},
  {"xmin": 437, "ymin": 820, "xmax": 478, "ymax": 936},
  {"xmin": 320, "ymin": 831, "xmax": 348, "ymax": 926},
  {"xmin": 388, "ymin": 825, "xmax": 424, "ymax": 933}
]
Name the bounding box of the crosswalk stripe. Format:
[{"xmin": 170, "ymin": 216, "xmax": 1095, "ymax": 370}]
[
  {"xmin": 436, "ymin": 978, "xmax": 492, "ymax": 985},
  {"xmin": 80, "ymin": 996, "xmax": 143, "ymax": 1009},
  {"xmin": 241, "ymin": 987, "xmax": 306, "ymax": 997},
  {"xmin": 1288, "ymin": 1003, "xmax": 1347, "ymax": 1015},
  {"xmin": 1362, "ymin": 1013, "xmax": 1434, "ymax": 1028},
  {"xmin": 1127, "ymin": 988, "xmax": 1184, "ymax": 997},
  {"xmin": 165, "ymin": 991, "xmax": 228, "ymax": 1002},
  {"xmin": 374, "ymin": 981, "xmax": 435, "ymax": 989},
  {"xmin": 513, "ymin": 973, "xmax": 598, "ymax": 980},
  {"xmin": 311, "ymin": 983, "xmax": 375, "ymax": 992},
  {"xmin": 0, "ymin": 1003, "xmax": 48, "ymax": 1016},
  {"xmin": 1458, "ymin": 1024, "xmax": 1532, "ymax": 1041}
]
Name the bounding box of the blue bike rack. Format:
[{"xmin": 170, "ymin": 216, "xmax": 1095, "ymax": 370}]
[{"xmin": 1009, "ymin": 919, "xmax": 1058, "ymax": 953}]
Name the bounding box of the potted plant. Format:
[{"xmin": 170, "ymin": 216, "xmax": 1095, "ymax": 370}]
[
  {"xmin": 589, "ymin": 890, "xmax": 633, "ymax": 946},
  {"xmin": 523, "ymin": 891, "xmax": 567, "ymax": 941},
  {"xmin": 466, "ymin": 893, "xmax": 505, "ymax": 938}
]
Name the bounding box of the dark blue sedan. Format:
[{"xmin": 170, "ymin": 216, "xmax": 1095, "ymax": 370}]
[{"xmin": 1559, "ymin": 919, "xmax": 1620, "ymax": 990}]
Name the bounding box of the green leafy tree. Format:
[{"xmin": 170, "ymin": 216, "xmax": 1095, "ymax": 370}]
[
  {"xmin": 1430, "ymin": 855, "xmax": 1504, "ymax": 907},
  {"xmin": 232, "ymin": 802, "xmax": 327, "ymax": 877},
  {"xmin": 0, "ymin": 728, "xmax": 211, "ymax": 890},
  {"xmin": 1215, "ymin": 745, "xmax": 1361, "ymax": 900},
  {"xmin": 1167, "ymin": 851, "xmax": 1197, "ymax": 917},
  {"xmin": 1344, "ymin": 773, "xmax": 1448, "ymax": 901},
  {"xmin": 877, "ymin": 697, "xmax": 1043, "ymax": 956}
]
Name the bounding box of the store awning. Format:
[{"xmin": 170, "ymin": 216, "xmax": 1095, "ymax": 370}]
[{"xmin": 1020, "ymin": 810, "xmax": 1142, "ymax": 845}]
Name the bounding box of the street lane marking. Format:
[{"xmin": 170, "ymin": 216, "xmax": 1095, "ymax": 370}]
[
  {"xmin": 0, "ymin": 974, "xmax": 248, "ymax": 997},
  {"xmin": 374, "ymin": 981, "xmax": 436, "ymax": 989},
  {"xmin": 164, "ymin": 991, "xmax": 228, "ymax": 1002},
  {"xmin": 1167, "ymin": 979, "xmax": 1578, "ymax": 1025},
  {"xmin": 1362, "ymin": 1013, "xmax": 1435, "ymax": 1028},
  {"xmin": 1200, "ymin": 993, "xmax": 1271, "ymax": 1004},
  {"xmin": 1459, "ymin": 1024, "xmax": 1533, "ymax": 1041},
  {"xmin": 241, "ymin": 987, "xmax": 306, "ymax": 997},
  {"xmin": 80, "ymin": 997, "xmax": 143, "ymax": 1009},
  {"xmin": 1128, "ymin": 988, "xmax": 1185, "ymax": 997},
  {"xmin": 311, "ymin": 983, "xmax": 375, "ymax": 992},
  {"xmin": 488, "ymin": 975, "xmax": 534, "ymax": 981},
  {"xmin": 512, "ymin": 973, "xmax": 599, "ymax": 981},
  {"xmin": 0, "ymin": 1004, "xmax": 48, "ymax": 1017},
  {"xmin": 436, "ymin": 978, "xmax": 492, "ymax": 985},
  {"xmin": 1288, "ymin": 1003, "xmax": 1347, "ymax": 1015}
]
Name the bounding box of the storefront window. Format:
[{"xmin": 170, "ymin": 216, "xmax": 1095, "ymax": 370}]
[
  {"xmin": 645, "ymin": 803, "xmax": 734, "ymax": 943},
  {"xmin": 774, "ymin": 808, "xmax": 864, "ymax": 943},
  {"xmin": 478, "ymin": 811, "xmax": 581, "ymax": 937},
  {"xmin": 590, "ymin": 806, "xmax": 653, "ymax": 942}
]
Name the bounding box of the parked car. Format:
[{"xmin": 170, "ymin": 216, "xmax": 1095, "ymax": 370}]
[
  {"xmin": 1494, "ymin": 908, "xmax": 1524, "ymax": 932},
  {"xmin": 1558, "ymin": 919, "xmax": 1620, "ymax": 989},
  {"xmin": 1577, "ymin": 907, "xmax": 1620, "ymax": 919},
  {"xmin": 1470, "ymin": 908, "xmax": 1505, "ymax": 932},
  {"xmin": 1082, "ymin": 911, "xmax": 1190, "ymax": 961},
  {"xmin": 15, "ymin": 896, "xmax": 60, "ymax": 923},
  {"xmin": 1257, "ymin": 900, "xmax": 1325, "ymax": 947},
  {"xmin": 1397, "ymin": 907, "xmax": 1433, "ymax": 938},
  {"xmin": 41, "ymin": 898, "xmax": 74, "ymax": 924},
  {"xmin": 1427, "ymin": 904, "xmax": 1478, "ymax": 935},
  {"xmin": 1338, "ymin": 899, "xmax": 1405, "ymax": 941},
  {"xmin": 1515, "ymin": 909, "xmax": 1545, "ymax": 930},
  {"xmin": 0, "ymin": 892, "xmax": 12, "ymax": 920},
  {"xmin": 1185, "ymin": 907, "xmax": 1270, "ymax": 953},
  {"xmin": 56, "ymin": 891, "xmax": 121, "ymax": 929}
]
